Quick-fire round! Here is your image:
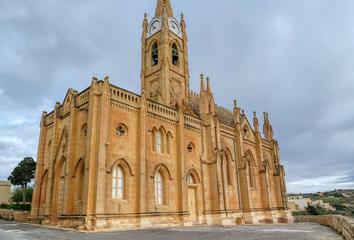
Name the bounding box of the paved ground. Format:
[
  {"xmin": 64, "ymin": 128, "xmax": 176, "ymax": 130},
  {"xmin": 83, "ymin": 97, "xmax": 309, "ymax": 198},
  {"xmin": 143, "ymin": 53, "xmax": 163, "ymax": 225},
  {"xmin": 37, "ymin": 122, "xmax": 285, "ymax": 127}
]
[{"xmin": 0, "ymin": 219, "xmax": 342, "ymax": 240}]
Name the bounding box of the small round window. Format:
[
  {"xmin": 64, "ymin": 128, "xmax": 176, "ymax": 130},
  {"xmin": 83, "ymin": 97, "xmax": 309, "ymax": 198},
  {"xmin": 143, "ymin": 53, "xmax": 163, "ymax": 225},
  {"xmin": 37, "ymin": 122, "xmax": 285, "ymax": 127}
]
[
  {"xmin": 187, "ymin": 142, "xmax": 195, "ymax": 152},
  {"xmin": 243, "ymin": 125, "xmax": 250, "ymax": 137},
  {"xmin": 116, "ymin": 124, "xmax": 127, "ymax": 137}
]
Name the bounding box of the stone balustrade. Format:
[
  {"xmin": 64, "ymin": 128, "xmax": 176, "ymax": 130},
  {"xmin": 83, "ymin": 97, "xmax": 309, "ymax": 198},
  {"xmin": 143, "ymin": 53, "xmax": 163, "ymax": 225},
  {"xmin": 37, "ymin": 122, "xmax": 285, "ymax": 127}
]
[{"xmin": 294, "ymin": 215, "xmax": 354, "ymax": 240}]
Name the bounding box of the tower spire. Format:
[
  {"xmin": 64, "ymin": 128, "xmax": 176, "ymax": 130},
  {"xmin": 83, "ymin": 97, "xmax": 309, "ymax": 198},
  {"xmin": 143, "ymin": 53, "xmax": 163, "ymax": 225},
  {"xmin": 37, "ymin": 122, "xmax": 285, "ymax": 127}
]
[{"xmin": 155, "ymin": 0, "xmax": 173, "ymax": 17}]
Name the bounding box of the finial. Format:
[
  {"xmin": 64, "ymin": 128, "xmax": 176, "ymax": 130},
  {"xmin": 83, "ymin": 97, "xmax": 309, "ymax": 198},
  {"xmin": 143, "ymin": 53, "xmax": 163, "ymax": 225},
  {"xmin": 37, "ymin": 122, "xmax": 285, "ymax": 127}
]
[
  {"xmin": 181, "ymin": 13, "xmax": 184, "ymax": 20},
  {"xmin": 242, "ymin": 109, "xmax": 245, "ymax": 115},
  {"xmin": 104, "ymin": 76, "xmax": 110, "ymax": 81},
  {"xmin": 144, "ymin": 13, "xmax": 147, "ymax": 20},
  {"xmin": 253, "ymin": 111, "xmax": 259, "ymax": 132},
  {"xmin": 234, "ymin": 99, "xmax": 237, "ymax": 109}
]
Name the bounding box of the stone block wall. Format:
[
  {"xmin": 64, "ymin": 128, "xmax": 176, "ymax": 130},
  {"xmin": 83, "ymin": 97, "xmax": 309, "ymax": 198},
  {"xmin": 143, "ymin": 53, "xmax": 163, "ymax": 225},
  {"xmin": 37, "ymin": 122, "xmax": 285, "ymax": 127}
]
[
  {"xmin": 0, "ymin": 181, "xmax": 11, "ymax": 203},
  {"xmin": 294, "ymin": 215, "xmax": 354, "ymax": 240},
  {"xmin": 0, "ymin": 209, "xmax": 14, "ymax": 220},
  {"xmin": 14, "ymin": 211, "xmax": 31, "ymax": 222},
  {"xmin": 0, "ymin": 209, "xmax": 31, "ymax": 222}
]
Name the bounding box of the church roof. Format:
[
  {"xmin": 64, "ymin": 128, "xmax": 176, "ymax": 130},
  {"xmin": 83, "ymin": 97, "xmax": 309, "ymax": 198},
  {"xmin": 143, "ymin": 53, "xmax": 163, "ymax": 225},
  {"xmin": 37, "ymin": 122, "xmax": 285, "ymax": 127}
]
[{"xmin": 188, "ymin": 92, "xmax": 236, "ymax": 128}]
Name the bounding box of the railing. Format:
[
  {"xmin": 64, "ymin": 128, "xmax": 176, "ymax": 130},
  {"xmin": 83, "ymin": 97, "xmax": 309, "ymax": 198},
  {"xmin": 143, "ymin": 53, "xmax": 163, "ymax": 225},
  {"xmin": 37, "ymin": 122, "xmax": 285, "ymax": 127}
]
[
  {"xmin": 110, "ymin": 85, "xmax": 140, "ymax": 108},
  {"xmin": 46, "ymin": 112, "xmax": 54, "ymax": 125},
  {"xmin": 77, "ymin": 88, "xmax": 90, "ymax": 107},
  {"xmin": 147, "ymin": 101, "xmax": 177, "ymax": 122},
  {"xmin": 184, "ymin": 114, "xmax": 201, "ymax": 129}
]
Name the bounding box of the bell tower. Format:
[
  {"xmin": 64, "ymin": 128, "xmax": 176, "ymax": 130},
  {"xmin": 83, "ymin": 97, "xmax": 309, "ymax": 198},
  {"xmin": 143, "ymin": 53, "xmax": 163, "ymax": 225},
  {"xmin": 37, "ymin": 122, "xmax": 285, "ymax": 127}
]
[{"xmin": 141, "ymin": 0, "xmax": 190, "ymax": 108}]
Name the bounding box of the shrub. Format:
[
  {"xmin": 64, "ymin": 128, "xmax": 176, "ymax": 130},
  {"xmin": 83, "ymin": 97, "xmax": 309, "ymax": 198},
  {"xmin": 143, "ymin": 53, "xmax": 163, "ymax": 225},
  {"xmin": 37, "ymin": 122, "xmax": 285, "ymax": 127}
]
[
  {"xmin": 12, "ymin": 187, "xmax": 33, "ymax": 203},
  {"xmin": 333, "ymin": 204, "xmax": 346, "ymax": 211},
  {"xmin": 292, "ymin": 211, "xmax": 309, "ymax": 216},
  {"xmin": 0, "ymin": 203, "xmax": 31, "ymax": 211},
  {"xmin": 307, "ymin": 206, "xmax": 320, "ymax": 215}
]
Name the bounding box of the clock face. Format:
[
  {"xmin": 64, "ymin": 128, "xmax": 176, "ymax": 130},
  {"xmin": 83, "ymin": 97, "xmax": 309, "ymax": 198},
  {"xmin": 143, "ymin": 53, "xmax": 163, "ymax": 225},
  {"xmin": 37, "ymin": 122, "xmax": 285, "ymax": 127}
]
[
  {"xmin": 148, "ymin": 19, "xmax": 161, "ymax": 38},
  {"xmin": 168, "ymin": 19, "xmax": 182, "ymax": 38}
]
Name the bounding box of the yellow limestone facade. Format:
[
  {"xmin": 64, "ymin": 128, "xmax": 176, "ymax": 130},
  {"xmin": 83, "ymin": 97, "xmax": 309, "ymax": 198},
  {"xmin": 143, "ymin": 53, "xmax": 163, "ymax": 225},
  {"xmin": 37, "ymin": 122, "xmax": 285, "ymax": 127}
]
[{"xmin": 30, "ymin": 0, "xmax": 293, "ymax": 230}]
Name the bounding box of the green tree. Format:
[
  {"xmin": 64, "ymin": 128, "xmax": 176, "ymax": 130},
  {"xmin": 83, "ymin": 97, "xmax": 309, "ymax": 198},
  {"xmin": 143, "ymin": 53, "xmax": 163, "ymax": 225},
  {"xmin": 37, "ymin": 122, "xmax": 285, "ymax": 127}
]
[
  {"xmin": 8, "ymin": 157, "xmax": 36, "ymax": 203},
  {"xmin": 333, "ymin": 204, "xmax": 346, "ymax": 211},
  {"xmin": 12, "ymin": 187, "xmax": 33, "ymax": 202},
  {"xmin": 307, "ymin": 206, "xmax": 320, "ymax": 215}
]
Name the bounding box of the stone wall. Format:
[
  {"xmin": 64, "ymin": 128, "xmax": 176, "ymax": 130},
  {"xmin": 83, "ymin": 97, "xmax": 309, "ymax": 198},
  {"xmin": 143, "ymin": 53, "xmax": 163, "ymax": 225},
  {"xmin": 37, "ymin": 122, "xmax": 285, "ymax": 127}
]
[
  {"xmin": 294, "ymin": 215, "xmax": 354, "ymax": 240},
  {"xmin": 0, "ymin": 181, "xmax": 11, "ymax": 203},
  {"xmin": 0, "ymin": 209, "xmax": 14, "ymax": 220},
  {"xmin": 0, "ymin": 209, "xmax": 30, "ymax": 222}
]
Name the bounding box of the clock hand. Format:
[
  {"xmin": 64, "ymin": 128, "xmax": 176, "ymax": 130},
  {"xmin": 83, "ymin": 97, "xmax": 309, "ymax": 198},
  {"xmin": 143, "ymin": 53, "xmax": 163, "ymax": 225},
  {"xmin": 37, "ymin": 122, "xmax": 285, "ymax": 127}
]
[{"xmin": 152, "ymin": 26, "xmax": 156, "ymax": 30}]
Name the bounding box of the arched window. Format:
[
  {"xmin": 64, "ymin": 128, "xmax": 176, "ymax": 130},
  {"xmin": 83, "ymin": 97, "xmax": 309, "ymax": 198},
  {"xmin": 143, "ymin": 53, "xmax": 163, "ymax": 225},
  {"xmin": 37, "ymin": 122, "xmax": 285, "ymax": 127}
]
[
  {"xmin": 152, "ymin": 43, "xmax": 158, "ymax": 66},
  {"xmin": 188, "ymin": 174, "xmax": 194, "ymax": 184},
  {"xmin": 172, "ymin": 43, "xmax": 179, "ymax": 66},
  {"xmin": 157, "ymin": 131, "xmax": 162, "ymax": 152},
  {"xmin": 248, "ymin": 160, "xmax": 256, "ymax": 189},
  {"xmin": 112, "ymin": 166, "xmax": 124, "ymax": 199},
  {"xmin": 167, "ymin": 133, "xmax": 171, "ymax": 154},
  {"xmin": 151, "ymin": 128, "xmax": 157, "ymax": 151},
  {"xmin": 155, "ymin": 171, "xmax": 163, "ymax": 205},
  {"xmin": 225, "ymin": 152, "xmax": 232, "ymax": 185}
]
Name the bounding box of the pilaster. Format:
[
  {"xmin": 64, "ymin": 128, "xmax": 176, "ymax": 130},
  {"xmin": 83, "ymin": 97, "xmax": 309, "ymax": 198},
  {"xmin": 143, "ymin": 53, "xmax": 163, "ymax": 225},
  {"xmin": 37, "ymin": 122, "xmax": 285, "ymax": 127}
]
[
  {"xmin": 176, "ymin": 108, "xmax": 188, "ymax": 221},
  {"xmin": 137, "ymin": 93, "xmax": 149, "ymax": 227},
  {"xmin": 85, "ymin": 77, "xmax": 101, "ymax": 218},
  {"xmin": 64, "ymin": 90, "xmax": 79, "ymax": 215},
  {"xmin": 30, "ymin": 112, "xmax": 48, "ymax": 218},
  {"xmin": 95, "ymin": 77, "xmax": 111, "ymax": 214}
]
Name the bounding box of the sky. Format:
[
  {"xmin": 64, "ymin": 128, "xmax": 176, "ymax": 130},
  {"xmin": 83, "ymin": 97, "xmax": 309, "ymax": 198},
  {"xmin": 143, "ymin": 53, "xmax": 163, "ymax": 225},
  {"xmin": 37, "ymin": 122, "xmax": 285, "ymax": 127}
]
[{"xmin": 0, "ymin": 0, "xmax": 353, "ymax": 194}]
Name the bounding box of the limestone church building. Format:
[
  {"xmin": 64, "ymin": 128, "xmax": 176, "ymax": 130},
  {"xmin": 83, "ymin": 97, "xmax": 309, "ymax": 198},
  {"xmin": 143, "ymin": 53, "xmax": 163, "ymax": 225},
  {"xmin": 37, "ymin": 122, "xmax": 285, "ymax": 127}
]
[{"xmin": 30, "ymin": 0, "xmax": 293, "ymax": 230}]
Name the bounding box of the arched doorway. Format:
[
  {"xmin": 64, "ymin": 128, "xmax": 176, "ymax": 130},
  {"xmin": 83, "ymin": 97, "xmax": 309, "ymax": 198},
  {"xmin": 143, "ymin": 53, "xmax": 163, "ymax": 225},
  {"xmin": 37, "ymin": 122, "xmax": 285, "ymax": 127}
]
[{"xmin": 187, "ymin": 172, "xmax": 198, "ymax": 222}]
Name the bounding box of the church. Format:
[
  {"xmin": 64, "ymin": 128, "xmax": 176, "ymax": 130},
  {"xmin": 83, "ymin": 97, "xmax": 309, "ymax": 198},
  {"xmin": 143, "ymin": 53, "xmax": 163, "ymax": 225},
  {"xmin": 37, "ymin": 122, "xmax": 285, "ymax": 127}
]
[{"xmin": 29, "ymin": 0, "xmax": 293, "ymax": 230}]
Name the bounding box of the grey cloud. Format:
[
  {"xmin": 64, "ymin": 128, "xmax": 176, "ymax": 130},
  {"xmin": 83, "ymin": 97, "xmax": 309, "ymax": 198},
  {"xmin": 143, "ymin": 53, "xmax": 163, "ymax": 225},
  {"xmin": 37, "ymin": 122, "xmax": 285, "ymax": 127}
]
[{"xmin": 1, "ymin": 0, "xmax": 354, "ymax": 193}]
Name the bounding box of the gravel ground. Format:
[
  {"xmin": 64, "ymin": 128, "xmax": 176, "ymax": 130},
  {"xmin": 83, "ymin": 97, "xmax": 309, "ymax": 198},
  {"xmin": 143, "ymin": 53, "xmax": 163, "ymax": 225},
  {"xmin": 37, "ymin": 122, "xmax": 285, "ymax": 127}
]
[{"xmin": 0, "ymin": 219, "xmax": 343, "ymax": 240}]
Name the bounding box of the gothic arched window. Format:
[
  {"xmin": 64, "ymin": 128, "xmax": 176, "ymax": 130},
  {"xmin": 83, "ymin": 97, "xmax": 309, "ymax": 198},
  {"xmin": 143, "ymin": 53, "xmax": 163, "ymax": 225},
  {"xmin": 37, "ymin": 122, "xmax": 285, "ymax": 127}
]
[
  {"xmin": 188, "ymin": 174, "xmax": 194, "ymax": 184},
  {"xmin": 155, "ymin": 171, "xmax": 163, "ymax": 205},
  {"xmin": 172, "ymin": 43, "xmax": 179, "ymax": 66},
  {"xmin": 112, "ymin": 165, "xmax": 124, "ymax": 199},
  {"xmin": 157, "ymin": 130, "xmax": 162, "ymax": 152},
  {"xmin": 152, "ymin": 43, "xmax": 158, "ymax": 66},
  {"xmin": 248, "ymin": 159, "xmax": 256, "ymax": 189}
]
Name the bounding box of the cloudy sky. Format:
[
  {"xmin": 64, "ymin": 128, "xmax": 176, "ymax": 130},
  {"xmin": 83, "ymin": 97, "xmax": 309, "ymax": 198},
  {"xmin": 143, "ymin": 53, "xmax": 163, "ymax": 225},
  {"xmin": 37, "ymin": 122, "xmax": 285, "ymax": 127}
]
[{"xmin": 0, "ymin": 0, "xmax": 353, "ymax": 193}]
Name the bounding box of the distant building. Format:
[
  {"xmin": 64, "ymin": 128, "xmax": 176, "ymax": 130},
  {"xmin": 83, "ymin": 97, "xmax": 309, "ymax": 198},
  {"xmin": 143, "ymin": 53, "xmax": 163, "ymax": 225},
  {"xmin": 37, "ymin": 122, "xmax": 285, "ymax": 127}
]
[
  {"xmin": 288, "ymin": 196, "xmax": 309, "ymax": 211},
  {"xmin": 0, "ymin": 181, "xmax": 11, "ymax": 203}
]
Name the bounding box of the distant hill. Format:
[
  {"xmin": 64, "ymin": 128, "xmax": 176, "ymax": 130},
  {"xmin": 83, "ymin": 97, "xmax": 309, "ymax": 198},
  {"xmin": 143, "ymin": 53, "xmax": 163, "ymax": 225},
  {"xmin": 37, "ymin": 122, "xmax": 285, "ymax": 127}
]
[{"xmin": 289, "ymin": 189, "xmax": 354, "ymax": 217}]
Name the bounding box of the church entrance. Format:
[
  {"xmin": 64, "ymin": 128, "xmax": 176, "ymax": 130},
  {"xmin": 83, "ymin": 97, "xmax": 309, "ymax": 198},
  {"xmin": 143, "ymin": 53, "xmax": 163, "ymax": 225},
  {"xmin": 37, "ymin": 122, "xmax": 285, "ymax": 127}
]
[{"xmin": 188, "ymin": 187, "xmax": 197, "ymax": 222}]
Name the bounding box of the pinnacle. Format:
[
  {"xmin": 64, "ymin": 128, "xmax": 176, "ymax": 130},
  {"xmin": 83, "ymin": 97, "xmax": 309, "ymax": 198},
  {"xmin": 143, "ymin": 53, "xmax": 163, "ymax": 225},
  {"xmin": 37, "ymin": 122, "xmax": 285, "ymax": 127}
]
[
  {"xmin": 200, "ymin": 74, "xmax": 205, "ymax": 92},
  {"xmin": 155, "ymin": 0, "xmax": 174, "ymax": 18}
]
